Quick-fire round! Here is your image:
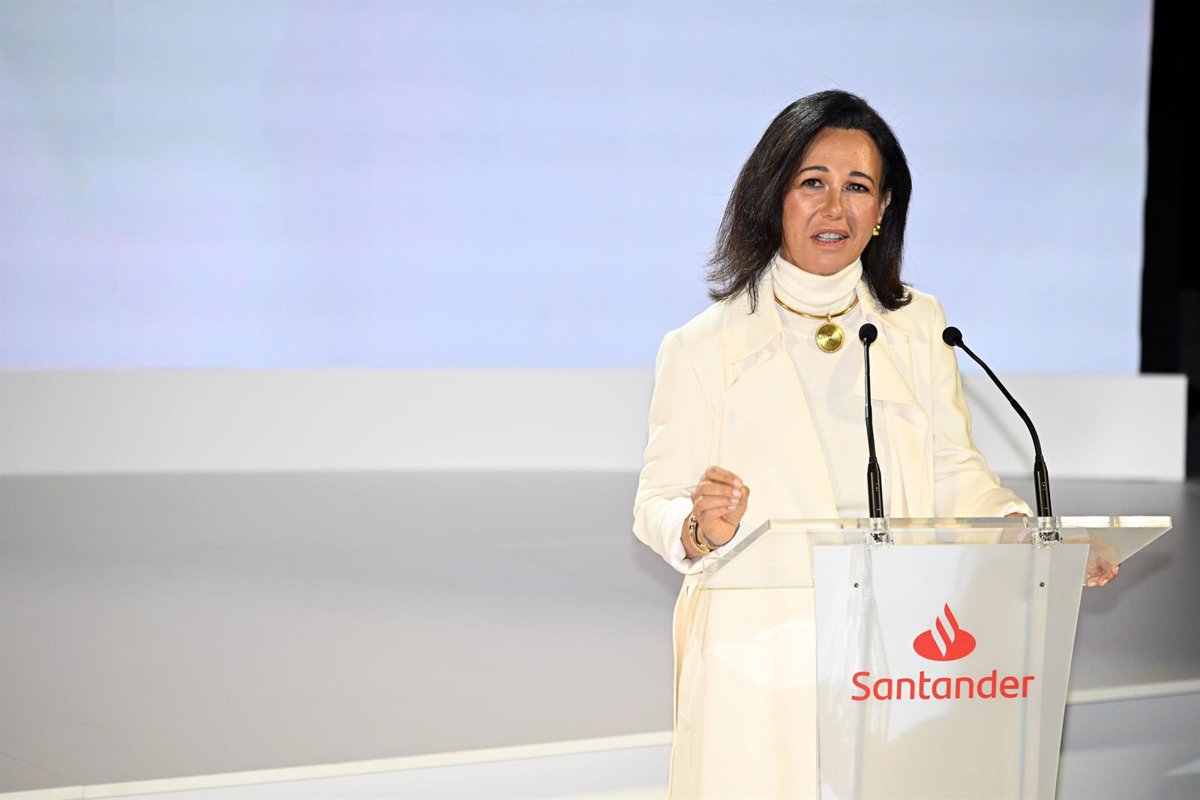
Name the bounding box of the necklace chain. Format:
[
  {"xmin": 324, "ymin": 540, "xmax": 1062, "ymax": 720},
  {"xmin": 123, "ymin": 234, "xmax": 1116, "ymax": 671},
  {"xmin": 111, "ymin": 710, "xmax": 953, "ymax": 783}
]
[{"xmin": 773, "ymin": 291, "xmax": 859, "ymax": 321}]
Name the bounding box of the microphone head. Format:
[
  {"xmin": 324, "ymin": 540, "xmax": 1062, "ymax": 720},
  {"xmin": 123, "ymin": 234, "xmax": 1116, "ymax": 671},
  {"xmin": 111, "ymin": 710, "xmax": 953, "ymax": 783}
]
[
  {"xmin": 858, "ymin": 323, "xmax": 878, "ymax": 344},
  {"xmin": 942, "ymin": 326, "xmax": 963, "ymax": 347}
]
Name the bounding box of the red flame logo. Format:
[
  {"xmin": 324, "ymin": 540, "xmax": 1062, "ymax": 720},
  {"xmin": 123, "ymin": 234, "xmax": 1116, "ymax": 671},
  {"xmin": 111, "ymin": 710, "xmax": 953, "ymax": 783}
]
[{"xmin": 912, "ymin": 604, "xmax": 976, "ymax": 661}]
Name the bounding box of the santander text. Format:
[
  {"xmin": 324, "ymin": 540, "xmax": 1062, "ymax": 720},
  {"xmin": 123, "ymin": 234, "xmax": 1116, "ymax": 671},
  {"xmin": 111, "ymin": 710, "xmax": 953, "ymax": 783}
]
[{"xmin": 850, "ymin": 670, "xmax": 1035, "ymax": 701}]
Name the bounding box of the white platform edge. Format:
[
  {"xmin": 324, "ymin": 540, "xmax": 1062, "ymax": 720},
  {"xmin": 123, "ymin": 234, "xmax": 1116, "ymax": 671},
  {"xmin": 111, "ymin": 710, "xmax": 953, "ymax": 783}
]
[
  {"xmin": 4, "ymin": 680, "xmax": 1198, "ymax": 800},
  {"xmin": 0, "ymin": 370, "xmax": 1187, "ymax": 480},
  {"xmin": 0, "ymin": 732, "xmax": 674, "ymax": 800},
  {"xmin": 1063, "ymin": 677, "xmax": 1200, "ymax": 705}
]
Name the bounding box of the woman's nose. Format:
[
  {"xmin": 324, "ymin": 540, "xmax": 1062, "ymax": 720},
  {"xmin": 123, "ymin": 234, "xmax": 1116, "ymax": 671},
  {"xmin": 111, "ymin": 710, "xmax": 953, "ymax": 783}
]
[{"xmin": 822, "ymin": 189, "xmax": 844, "ymax": 217}]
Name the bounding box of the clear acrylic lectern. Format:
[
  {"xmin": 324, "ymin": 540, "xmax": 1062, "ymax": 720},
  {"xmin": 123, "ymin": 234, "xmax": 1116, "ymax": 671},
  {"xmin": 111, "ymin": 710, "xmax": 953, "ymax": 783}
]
[{"xmin": 671, "ymin": 516, "xmax": 1172, "ymax": 799}]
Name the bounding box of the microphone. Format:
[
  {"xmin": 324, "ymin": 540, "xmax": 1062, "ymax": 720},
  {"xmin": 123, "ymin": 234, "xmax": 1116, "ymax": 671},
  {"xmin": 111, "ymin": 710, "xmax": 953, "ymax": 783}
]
[
  {"xmin": 858, "ymin": 324, "xmax": 885, "ymax": 520},
  {"xmin": 941, "ymin": 326, "xmax": 1052, "ymax": 518}
]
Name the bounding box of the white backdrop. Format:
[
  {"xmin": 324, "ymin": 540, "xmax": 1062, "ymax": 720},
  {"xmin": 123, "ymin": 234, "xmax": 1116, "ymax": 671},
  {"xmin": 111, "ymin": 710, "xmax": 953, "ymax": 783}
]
[{"xmin": 0, "ymin": 0, "xmax": 1151, "ymax": 372}]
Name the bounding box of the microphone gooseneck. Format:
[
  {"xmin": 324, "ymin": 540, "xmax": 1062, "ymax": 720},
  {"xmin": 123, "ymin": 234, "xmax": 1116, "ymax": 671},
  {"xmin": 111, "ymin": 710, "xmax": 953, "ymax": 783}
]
[
  {"xmin": 941, "ymin": 326, "xmax": 1053, "ymax": 518},
  {"xmin": 858, "ymin": 324, "xmax": 885, "ymax": 520}
]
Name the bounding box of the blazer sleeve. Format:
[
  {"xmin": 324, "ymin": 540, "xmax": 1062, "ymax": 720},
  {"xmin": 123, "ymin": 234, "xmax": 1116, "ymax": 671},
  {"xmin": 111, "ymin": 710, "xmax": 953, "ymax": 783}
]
[
  {"xmin": 633, "ymin": 329, "xmax": 725, "ymax": 574},
  {"xmin": 929, "ymin": 299, "xmax": 1034, "ymax": 518}
]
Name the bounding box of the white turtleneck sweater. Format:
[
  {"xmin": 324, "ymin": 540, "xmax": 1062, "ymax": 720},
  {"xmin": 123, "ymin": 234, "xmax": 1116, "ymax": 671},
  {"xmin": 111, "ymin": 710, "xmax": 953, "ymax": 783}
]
[{"xmin": 769, "ymin": 253, "xmax": 890, "ymax": 519}]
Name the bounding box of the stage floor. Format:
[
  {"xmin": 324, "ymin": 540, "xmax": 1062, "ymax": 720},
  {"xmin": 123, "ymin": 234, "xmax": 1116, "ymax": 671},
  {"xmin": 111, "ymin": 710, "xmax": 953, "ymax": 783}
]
[{"xmin": 1, "ymin": 472, "xmax": 1196, "ymax": 794}]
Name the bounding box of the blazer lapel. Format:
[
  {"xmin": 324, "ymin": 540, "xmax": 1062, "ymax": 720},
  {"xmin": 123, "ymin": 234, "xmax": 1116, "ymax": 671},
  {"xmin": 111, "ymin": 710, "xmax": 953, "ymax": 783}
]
[{"xmin": 720, "ymin": 285, "xmax": 839, "ymax": 512}]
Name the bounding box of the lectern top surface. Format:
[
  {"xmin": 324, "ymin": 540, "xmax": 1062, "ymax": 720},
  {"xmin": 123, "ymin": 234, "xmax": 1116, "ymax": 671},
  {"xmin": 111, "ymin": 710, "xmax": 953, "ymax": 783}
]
[{"xmin": 698, "ymin": 515, "xmax": 1173, "ymax": 589}]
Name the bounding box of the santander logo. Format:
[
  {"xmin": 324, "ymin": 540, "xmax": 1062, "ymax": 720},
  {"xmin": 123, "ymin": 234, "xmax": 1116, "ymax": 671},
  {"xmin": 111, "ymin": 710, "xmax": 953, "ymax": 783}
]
[
  {"xmin": 912, "ymin": 604, "xmax": 976, "ymax": 661},
  {"xmin": 849, "ymin": 603, "xmax": 1036, "ymax": 702}
]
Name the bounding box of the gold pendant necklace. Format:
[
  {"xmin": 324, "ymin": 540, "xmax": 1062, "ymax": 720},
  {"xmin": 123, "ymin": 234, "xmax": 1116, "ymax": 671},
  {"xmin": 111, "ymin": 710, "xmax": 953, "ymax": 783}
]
[{"xmin": 773, "ymin": 290, "xmax": 860, "ymax": 353}]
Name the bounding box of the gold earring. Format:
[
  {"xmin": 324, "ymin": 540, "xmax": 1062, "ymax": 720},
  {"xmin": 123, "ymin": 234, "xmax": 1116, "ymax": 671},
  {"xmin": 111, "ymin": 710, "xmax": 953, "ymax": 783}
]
[{"xmin": 872, "ymin": 223, "xmax": 881, "ymax": 237}]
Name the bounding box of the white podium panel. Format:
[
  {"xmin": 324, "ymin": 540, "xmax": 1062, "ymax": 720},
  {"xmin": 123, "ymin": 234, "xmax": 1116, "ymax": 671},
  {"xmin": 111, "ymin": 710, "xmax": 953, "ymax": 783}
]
[
  {"xmin": 813, "ymin": 543, "xmax": 1086, "ymax": 799},
  {"xmin": 676, "ymin": 517, "xmax": 1172, "ymax": 800}
]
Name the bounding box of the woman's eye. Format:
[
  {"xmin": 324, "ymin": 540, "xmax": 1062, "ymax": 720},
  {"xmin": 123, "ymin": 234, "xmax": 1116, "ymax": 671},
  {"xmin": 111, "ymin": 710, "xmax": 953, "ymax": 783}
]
[
  {"xmin": 800, "ymin": 178, "xmax": 823, "ymax": 188},
  {"xmin": 846, "ymin": 182, "xmax": 871, "ymax": 193}
]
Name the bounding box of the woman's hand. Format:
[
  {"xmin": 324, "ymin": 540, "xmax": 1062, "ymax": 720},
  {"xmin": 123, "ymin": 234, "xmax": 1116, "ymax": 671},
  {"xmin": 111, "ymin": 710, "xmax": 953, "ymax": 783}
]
[
  {"xmin": 1007, "ymin": 514, "xmax": 1120, "ymax": 587},
  {"xmin": 1080, "ymin": 538, "xmax": 1121, "ymax": 587},
  {"xmin": 684, "ymin": 466, "xmax": 750, "ymax": 554},
  {"xmin": 1085, "ymin": 558, "xmax": 1120, "ymax": 587}
]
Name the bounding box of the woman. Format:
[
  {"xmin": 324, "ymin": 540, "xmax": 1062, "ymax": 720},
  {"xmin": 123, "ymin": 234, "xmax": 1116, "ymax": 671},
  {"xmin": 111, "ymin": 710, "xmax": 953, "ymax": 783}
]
[
  {"xmin": 634, "ymin": 90, "xmax": 1030, "ymax": 573},
  {"xmin": 632, "ymin": 91, "xmax": 1043, "ymax": 797}
]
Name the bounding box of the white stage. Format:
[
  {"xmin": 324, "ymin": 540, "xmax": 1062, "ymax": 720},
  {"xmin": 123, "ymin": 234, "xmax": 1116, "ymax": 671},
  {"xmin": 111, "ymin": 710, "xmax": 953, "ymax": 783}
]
[{"xmin": 0, "ymin": 472, "xmax": 1196, "ymax": 799}]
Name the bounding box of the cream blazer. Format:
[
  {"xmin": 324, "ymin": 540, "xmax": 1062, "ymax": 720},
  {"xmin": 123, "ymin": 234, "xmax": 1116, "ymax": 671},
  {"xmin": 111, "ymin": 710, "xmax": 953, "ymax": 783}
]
[
  {"xmin": 633, "ymin": 274, "xmax": 1032, "ymax": 797},
  {"xmin": 633, "ymin": 272, "xmax": 1030, "ymax": 575},
  {"xmin": 632, "ymin": 274, "xmax": 1031, "ymax": 797}
]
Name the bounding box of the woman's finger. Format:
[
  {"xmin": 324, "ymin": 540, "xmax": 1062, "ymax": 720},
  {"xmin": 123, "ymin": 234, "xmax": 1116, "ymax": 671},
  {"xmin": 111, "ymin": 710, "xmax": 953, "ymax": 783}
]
[
  {"xmin": 696, "ymin": 479, "xmax": 744, "ymax": 503},
  {"xmin": 702, "ymin": 488, "xmax": 749, "ymax": 525},
  {"xmin": 717, "ymin": 485, "xmax": 749, "ymax": 522},
  {"xmin": 694, "ymin": 494, "xmax": 739, "ymax": 516},
  {"xmin": 702, "ymin": 466, "xmax": 745, "ymax": 489},
  {"xmin": 1085, "ymin": 561, "xmax": 1120, "ymax": 587}
]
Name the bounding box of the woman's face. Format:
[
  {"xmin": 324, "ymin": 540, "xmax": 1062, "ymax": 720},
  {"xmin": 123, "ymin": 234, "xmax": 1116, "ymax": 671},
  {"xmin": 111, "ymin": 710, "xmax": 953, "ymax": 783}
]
[{"xmin": 779, "ymin": 127, "xmax": 890, "ymax": 276}]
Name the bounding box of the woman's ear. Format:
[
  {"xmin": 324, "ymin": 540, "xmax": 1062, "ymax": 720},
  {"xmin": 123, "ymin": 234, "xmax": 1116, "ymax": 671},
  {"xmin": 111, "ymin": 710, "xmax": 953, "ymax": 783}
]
[{"xmin": 879, "ymin": 191, "xmax": 892, "ymax": 222}]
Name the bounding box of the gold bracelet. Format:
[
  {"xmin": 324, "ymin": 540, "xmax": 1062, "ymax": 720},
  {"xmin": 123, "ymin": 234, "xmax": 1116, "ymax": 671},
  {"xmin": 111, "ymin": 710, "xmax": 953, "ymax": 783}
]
[{"xmin": 687, "ymin": 515, "xmax": 713, "ymax": 553}]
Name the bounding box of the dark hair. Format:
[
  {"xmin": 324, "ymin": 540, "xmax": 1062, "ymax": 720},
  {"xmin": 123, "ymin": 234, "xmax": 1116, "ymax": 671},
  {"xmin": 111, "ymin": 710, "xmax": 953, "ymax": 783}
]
[{"xmin": 707, "ymin": 90, "xmax": 912, "ymax": 310}]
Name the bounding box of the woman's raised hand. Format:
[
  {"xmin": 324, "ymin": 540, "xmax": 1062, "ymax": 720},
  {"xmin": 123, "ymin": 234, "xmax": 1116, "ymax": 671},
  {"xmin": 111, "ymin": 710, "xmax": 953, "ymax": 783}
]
[{"xmin": 690, "ymin": 466, "xmax": 750, "ymax": 549}]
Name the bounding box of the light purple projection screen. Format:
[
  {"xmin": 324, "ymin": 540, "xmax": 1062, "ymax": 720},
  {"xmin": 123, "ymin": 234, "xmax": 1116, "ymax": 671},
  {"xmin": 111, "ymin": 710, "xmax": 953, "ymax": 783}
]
[{"xmin": 0, "ymin": 1, "xmax": 1151, "ymax": 371}]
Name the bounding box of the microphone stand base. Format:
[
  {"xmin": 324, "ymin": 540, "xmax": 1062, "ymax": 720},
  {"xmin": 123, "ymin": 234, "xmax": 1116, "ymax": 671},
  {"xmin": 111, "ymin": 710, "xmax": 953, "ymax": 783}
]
[
  {"xmin": 866, "ymin": 516, "xmax": 891, "ymax": 546},
  {"xmin": 1034, "ymin": 516, "xmax": 1061, "ymax": 546}
]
